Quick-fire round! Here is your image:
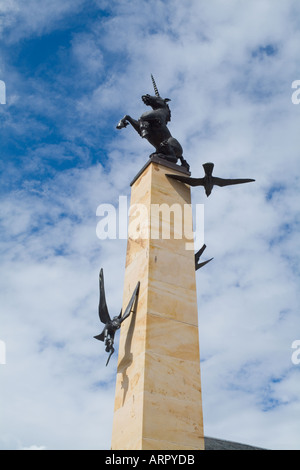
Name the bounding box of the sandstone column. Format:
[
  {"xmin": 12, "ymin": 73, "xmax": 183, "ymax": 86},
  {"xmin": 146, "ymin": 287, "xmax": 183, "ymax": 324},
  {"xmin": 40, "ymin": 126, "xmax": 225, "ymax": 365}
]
[{"xmin": 111, "ymin": 157, "xmax": 204, "ymax": 450}]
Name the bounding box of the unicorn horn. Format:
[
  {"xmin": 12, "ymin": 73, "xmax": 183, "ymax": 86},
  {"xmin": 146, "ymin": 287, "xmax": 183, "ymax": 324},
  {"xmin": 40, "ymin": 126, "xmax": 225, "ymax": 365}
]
[{"xmin": 151, "ymin": 74, "xmax": 160, "ymax": 97}]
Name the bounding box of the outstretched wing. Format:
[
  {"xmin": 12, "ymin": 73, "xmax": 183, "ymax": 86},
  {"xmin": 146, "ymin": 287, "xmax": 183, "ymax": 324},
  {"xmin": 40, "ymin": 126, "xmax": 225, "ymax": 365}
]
[
  {"xmin": 195, "ymin": 244, "xmax": 207, "ymax": 265},
  {"xmin": 98, "ymin": 269, "xmax": 111, "ymax": 325},
  {"xmin": 195, "ymin": 244, "xmax": 213, "ymax": 271},
  {"xmin": 212, "ymin": 177, "xmax": 255, "ymax": 187},
  {"xmin": 166, "ymin": 174, "xmax": 205, "ymax": 187},
  {"xmin": 94, "ymin": 327, "xmax": 106, "ymax": 342},
  {"xmin": 120, "ymin": 281, "xmax": 140, "ymax": 323},
  {"xmin": 196, "ymin": 258, "xmax": 214, "ymax": 271}
]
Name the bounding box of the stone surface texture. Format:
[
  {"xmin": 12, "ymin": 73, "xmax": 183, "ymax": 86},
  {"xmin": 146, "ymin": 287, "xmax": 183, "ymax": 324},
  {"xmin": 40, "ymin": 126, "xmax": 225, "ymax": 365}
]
[{"xmin": 111, "ymin": 160, "xmax": 204, "ymax": 450}]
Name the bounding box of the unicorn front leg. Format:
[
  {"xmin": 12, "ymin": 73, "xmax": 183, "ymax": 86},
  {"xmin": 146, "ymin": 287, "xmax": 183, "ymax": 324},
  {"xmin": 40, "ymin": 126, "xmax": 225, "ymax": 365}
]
[
  {"xmin": 116, "ymin": 116, "xmax": 129, "ymax": 129},
  {"xmin": 116, "ymin": 115, "xmax": 141, "ymax": 135}
]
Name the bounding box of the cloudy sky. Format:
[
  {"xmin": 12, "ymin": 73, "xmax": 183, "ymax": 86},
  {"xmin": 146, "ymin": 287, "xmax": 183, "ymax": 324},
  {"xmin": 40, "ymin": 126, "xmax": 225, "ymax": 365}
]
[{"xmin": 0, "ymin": 0, "xmax": 300, "ymax": 450}]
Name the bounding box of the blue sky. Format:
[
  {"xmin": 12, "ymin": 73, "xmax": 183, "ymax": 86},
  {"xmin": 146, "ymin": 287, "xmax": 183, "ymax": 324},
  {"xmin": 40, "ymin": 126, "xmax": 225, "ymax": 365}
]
[{"xmin": 0, "ymin": 0, "xmax": 300, "ymax": 450}]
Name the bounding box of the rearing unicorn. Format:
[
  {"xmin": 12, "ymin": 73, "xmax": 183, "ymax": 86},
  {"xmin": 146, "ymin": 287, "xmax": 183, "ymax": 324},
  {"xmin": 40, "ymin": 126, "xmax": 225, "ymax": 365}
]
[{"xmin": 116, "ymin": 75, "xmax": 189, "ymax": 170}]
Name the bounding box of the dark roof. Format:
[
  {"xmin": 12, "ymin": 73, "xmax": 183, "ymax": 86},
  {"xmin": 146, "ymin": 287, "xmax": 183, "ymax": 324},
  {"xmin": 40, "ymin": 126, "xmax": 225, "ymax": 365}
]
[{"xmin": 205, "ymin": 437, "xmax": 266, "ymax": 450}]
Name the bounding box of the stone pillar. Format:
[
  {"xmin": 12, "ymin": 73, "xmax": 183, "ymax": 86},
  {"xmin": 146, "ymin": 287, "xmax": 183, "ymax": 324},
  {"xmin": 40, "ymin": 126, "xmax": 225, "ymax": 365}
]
[{"xmin": 111, "ymin": 157, "xmax": 204, "ymax": 450}]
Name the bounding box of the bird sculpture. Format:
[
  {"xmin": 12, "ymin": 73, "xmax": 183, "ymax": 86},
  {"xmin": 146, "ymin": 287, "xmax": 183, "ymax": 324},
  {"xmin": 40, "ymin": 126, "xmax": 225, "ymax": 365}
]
[
  {"xmin": 94, "ymin": 269, "xmax": 140, "ymax": 366},
  {"xmin": 195, "ymin": 244, "xmax": 213, "ymax": 271},
  {"xmin": 167, "ymin": 162, "xmax": 255, "ymax": 197}
]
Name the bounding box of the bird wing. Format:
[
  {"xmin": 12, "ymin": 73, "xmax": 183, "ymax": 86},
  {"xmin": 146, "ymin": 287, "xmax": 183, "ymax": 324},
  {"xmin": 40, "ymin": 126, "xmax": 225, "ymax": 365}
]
[
  {"xmin": 196, "ymin": 258, "xmax": 214, "ymax": 271},
  {"xmin": 195, "ymin": 244, "xmax": 207, "ymax": 264},
  {"xmin": 120, "ymin": 281, "xmax": 140, "ymax": 323},
  {"xmin": 98, "ymin": 269, "xmax": 111, "ymax": 325},
  {"xmin": 212, "ymin": 177, "xmax": 255, "ymax": 187},
  {"xmin": 94, "ymin": 327, "xmax": 106, "ymax": 342},
  {"xmin": 166, "ymin": 174, "xmax": 205, "ymax": 187}
]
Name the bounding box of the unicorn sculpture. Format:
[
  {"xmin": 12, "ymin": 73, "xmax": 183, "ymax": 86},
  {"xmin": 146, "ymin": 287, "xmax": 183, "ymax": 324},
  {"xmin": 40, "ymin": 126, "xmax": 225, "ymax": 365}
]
[{"xmin": 116, "ymin": 75, "xmax": 189, "ymax": 170}]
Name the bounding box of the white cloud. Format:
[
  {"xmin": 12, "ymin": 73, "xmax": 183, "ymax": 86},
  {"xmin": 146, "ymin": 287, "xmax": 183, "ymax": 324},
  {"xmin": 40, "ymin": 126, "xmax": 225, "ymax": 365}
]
[
  {"xmin": 0, "ymin": 164, "xmax": 127, "ymax": 450},
  {"xmin": 0, "ymin": 0, "xmax": 86, "ymax": 42}
]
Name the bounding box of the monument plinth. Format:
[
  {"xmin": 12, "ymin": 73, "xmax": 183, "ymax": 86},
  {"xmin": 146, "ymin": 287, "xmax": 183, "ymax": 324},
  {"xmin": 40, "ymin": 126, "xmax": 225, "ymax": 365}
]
[{"xmin": 111, "ymin": 157, "xmax": 204, "ymax": 450}]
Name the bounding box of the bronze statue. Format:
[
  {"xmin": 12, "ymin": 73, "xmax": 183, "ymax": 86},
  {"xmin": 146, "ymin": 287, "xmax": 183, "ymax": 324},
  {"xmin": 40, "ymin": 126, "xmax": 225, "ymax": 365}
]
[
  {"xmin": 167, "ymin": 162, "xmax": 255, "ymax": 197},
  {"xmin": 116, "ymin": 75, "xmax": 190, "ymax": 170},
  {"xmin": 94, "ymin": 269, "xmax": 140, "ymax": 366}
]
